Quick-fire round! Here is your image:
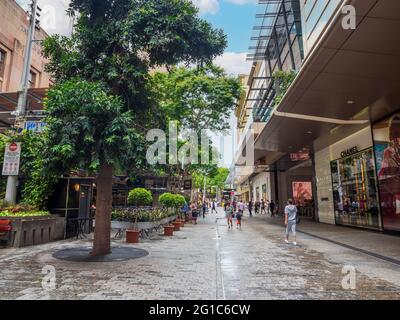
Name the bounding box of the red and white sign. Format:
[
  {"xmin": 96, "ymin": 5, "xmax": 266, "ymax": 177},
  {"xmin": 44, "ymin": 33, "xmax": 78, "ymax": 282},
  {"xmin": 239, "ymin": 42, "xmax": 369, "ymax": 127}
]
[{"xmin": 2, "ymin": 142, "xmax": 22, "ymax": 176}]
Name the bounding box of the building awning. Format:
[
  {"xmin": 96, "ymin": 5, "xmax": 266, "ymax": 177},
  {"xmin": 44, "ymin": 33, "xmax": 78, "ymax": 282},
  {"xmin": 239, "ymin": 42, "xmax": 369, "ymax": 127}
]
[
  {"xmin": 0, "ymin": 88, "xmax": 47, "ymax": 129},
  {"xmin": 254, "ymin": 0, "xmax": 400, "ymax": 163}
]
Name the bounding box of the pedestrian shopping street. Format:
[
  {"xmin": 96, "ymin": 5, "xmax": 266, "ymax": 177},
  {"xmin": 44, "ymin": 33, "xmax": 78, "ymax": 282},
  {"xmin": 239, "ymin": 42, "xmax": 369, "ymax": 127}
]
[{"xmin": 1, "ymin": 209, "xmax": 399, "ymax": 300}]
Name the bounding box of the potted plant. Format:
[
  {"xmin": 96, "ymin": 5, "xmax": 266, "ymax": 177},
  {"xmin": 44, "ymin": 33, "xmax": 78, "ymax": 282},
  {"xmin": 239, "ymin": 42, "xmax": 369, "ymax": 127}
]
[
  {"xmin": 159, "ymin": 193, "xmax": 180, "ymax": 234},
  {"xmin": 125, "ymin": 188, "xmax": 153, "ymax": 243},
  {"xmin": 173, "ymin": 194, "xmax": 186, "ymax": 227}
]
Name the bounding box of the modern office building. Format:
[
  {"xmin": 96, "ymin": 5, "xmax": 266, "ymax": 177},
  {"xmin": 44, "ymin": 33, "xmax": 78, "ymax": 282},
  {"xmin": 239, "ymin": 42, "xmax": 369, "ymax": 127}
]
[
  {"xmin": 232, "ymin": 0, "xmax": 400, "ymax": 232},
  {"xmin": 229, "ymin": 0, "xmax": 308, "ymax": 211}
]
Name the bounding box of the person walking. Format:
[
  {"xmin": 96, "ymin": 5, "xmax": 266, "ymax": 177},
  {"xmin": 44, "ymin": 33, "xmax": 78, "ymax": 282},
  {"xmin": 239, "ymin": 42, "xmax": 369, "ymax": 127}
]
[
  {"xmin": 236, "ymin": 207, "xmax": 243, "ymax": 229},
  {"xmin": 261, "ymin": 199, "xmax": 267, "ymax": 215},
  {"xmin": 248, "ymin": 200, "xmax": 253, "ymax": 217},
  {"xmin": 202, "ymin": 202, "xmax": 207, "ymax": 219},
  {"xmin": 211, "ymin": 200, "xmax": 218, "ymax": 214},
  {"xmin": 255, "ymin": 201, "xmax": 260, "ymax": 215},
  {"xmin": 284, "ymin": 199, "xmax": 298, "ymax": 245},
  {"xmin": 225, "ymin": 202, "xmax": 234, "ymax": 229},
  {"xmin": 190, "ymin": 202, "xmax": 198, "ymax": 225},
  {"xmin": 266, "ymin": 200, "xmax": 270, "ymax": 215},
  {"xmin": 270, "ymin": 200, "xmax": 276, "ymax": 217}
]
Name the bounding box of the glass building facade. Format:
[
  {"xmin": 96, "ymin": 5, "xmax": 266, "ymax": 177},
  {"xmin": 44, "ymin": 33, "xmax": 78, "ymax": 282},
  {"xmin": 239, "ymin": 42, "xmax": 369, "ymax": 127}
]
[
  {"xmin": 300, "ymin": 0, "xmax": 343, "ymax": 55},
  {"xmin": 330, "ymin": 148, "xmax": 382, "ymax": 230},
  {"xmin": 373, "ymin": 113, "xmax": 400, "ymax": 232},
  {"xmin": 247, "ymin": 0, "xmax": 304, "ymax": 123}
]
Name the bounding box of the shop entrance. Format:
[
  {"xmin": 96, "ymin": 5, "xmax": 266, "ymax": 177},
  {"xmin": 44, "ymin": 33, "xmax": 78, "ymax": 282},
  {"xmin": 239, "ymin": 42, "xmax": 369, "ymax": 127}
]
[{"xmin": 330, "ymin": 148, "xmax": 382, "ymax": 230}]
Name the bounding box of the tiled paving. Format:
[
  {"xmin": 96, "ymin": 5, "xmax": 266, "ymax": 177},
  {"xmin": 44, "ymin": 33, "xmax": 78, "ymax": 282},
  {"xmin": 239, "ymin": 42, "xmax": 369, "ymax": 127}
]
[{"xmin": 0, "ymin": 209, "xmax": 399, "ymax": 300}]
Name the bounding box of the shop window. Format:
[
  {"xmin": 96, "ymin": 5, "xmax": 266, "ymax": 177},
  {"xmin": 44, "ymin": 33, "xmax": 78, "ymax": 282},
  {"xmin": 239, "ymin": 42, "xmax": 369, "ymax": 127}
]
[
  {"xmin": 373, "ymin": 113, "xmax": 400, "ymax": 232},
  {"xmin": 330, "ymin": 148, "xmax": 382, "ymax": 230}
]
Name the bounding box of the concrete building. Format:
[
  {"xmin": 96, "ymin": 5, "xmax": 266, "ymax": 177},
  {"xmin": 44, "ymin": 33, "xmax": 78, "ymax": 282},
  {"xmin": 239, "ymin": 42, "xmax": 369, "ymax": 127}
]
[
  {"xmin": 229, "ymin": 0, "xmax": 306, "ymax": 210},
  {"xmin": 0, "ymin": 0, "xmax": 52, "ymax": 92},
  {"xmin": 231, "ymin": 0, "xmax": 400, "ymax": 233},
  {"xmin": 0, "ymin": 0, "xmax": 52, "ymax": 130}
]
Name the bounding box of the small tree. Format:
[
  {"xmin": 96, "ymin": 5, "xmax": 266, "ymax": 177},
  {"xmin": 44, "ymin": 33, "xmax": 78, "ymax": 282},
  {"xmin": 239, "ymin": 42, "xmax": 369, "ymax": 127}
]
[
  {"xmin": 44, "ymin": 79, "xmax": 145, "ymax": 256},
  {"xmin": 128, "ymin": 188, "xmax": 153, "ymax": 207},
  {"xmin": 159, "ymin": 193, "xmax": 176, "ymax": 209},
  {"xmin": 173, "ymin": 194, "xmax": 186, "ymax": 219}
]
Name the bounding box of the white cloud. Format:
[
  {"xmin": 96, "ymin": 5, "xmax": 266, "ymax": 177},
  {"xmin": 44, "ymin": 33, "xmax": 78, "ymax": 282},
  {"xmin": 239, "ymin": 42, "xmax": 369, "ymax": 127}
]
[
  {"xmin": 191, "ymin": 0, "xmax": 220, "ymax": 15},
  {"xmin": 16, "ymin": 0, "xmax": 73, "ymax": 36},
  {"xmin": 214, "ymin": 52, "xmax": 252, "ymax": 76}
]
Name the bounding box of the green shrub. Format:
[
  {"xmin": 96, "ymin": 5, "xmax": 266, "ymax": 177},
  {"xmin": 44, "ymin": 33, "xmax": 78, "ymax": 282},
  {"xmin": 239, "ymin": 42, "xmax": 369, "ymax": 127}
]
[
  {"xmin": 0, "ymin": 210, "xmax": 50, "ymax": 217},
  {"xmin": 127, "ymin": 188, "xmax": 153, "ymax": 206},
  {"xmin": 111, "ymin": 208, "xmax": 173, "ymax": 222},
  {"xmin": 159, "ymin": 193, "xmax": 176, "ymax": 208},
  {"xmin": 173, "ymin": 194, "xmax": 186, "ymax": 208}
]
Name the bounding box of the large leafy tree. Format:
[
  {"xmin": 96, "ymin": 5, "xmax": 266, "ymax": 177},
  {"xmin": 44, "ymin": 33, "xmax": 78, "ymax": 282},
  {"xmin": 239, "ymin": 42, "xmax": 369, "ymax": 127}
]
[
  {"xmin": 151, "ymin": 65, "xmax": 243, "ymax": 134},
  {"xmin": 44, "ymin": 79, "xmax": 144, "ymax": 256},
  {"xmin": 41, "ymin": 0, "xmax": 228, "ymax": 256}
]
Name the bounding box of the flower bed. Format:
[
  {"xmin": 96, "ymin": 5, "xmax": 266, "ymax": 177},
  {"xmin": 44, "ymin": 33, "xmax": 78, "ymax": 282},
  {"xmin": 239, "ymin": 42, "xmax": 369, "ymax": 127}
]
[
  {"xmin": 0, "ymin": 210, "xmax": 50, "ymax": 217},
  {"xmin": 111, "ymin": 207, "xmax": 176, "ymax": 231}
]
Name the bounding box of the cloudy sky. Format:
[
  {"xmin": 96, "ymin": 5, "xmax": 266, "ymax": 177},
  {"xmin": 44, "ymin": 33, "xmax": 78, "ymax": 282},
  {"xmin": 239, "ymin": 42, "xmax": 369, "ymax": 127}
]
[{"xmin": 16, "ymin": 0, "xmax": 258, "ymax": 166}]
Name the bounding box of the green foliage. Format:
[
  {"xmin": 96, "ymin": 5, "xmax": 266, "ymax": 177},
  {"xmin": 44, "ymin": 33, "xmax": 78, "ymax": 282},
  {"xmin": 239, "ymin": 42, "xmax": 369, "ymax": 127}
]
[
  {"xmin": 173, "ymin": 194, "xmax": 186, "ymax": 208},
  {"xmin": 158, "ymin": 192, "xmax": 185, "ymax": 208},
  {"xmin": 273, "ymin": 70, "xmax": 297, "ymax": 107},
  {"xmin": 158, "ymin": 193, "xmax": 176, "ymax": 208},
  {"xmin": 111, "ymin": 207, "xmax": 174, "ymax": 222},
  {"xmin": 0, "ymin": 131, "xmax": 60, "ymax": 209},
  {"xmin": 43, "ymin": 79, "xmax": 146, "ymax": 173},
  {"xmin": 127, "ymin": 188, "xmax": 153, "ymax": 206},
  {"xmin": 43, "ymin": 0, "xmax": 227, "ymax": 118},
  {"xmin": 192, "ymin": 167, "xmax": 228, "ymax": 189},
  {"xmin": 0, "ymin": 210, "xmax": 50, "ymax": 217},
  {"xmin": 151, "ymin": 65, "xmax": 243, "ymax": 133}
]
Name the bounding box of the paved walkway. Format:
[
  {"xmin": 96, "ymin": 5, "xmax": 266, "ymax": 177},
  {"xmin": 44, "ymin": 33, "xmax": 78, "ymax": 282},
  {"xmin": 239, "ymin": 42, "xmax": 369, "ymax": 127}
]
[{"xmin": 0, "ymin": 209, "xmax": 399, "ymax": 300}]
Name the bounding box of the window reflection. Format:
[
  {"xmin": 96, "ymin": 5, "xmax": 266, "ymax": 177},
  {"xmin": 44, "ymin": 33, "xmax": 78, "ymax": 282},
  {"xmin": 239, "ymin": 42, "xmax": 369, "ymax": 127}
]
[{"xmin": 331, "ymin": 148, "xmax": 382, "ymax": 230}]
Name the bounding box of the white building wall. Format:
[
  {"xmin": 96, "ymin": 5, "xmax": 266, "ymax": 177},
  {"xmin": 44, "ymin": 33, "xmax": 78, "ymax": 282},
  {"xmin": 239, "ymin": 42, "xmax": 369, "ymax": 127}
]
[{"xmin": 251, "ymin": 172, "xmax": 272, "ymax": 202}]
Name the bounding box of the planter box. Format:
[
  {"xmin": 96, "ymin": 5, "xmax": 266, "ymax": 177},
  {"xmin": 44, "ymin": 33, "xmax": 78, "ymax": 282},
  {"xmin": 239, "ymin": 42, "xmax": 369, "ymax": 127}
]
[
  {"xmin": 0, "ymin": 215, "xmax": 65, "ymax": 248},
  {"xmin": 111, "ymin": 215, "xmax": 177, "ymax": 232}
]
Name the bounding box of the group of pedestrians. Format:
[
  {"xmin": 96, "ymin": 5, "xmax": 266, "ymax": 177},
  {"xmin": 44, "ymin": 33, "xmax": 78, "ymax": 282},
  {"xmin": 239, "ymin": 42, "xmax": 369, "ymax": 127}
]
[
  {"xmin": 185, "ymin": 200, "xmax": 219, "ymax": 224},
  {"xmin": 247, "ymin": 199, "xmax": 278, "ymax": 217},
  {"xmin": 223, "ymin": 201, "xmax": 243, "ymax": 229},
  {"xmin": 223, "ymin": 198, "xmax": 299, "ymax": 245}
]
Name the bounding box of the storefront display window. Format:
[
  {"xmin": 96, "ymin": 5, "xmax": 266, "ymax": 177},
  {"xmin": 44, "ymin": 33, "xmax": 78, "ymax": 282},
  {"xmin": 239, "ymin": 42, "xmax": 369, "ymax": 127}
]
[
  {"xmin": 292, "ymin": 181, "xmax": 312, "ymax": 205},
  {"xmin": 330, "ymin": 148, "xmax": 382, "ymax": 230},
  {"xmin": 262, "ymin": 184, "xmax": 267, "ymax": 201},
  {"xmin": 373, "ymin": 113, "xmax": 400, "ymax": 232}
]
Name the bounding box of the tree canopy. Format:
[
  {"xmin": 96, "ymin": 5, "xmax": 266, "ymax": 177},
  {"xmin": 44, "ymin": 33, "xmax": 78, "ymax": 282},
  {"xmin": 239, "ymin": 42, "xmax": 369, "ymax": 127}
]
[{"xmin": 151, "ymin": 65, "xmax": 243, "ymax": 134}]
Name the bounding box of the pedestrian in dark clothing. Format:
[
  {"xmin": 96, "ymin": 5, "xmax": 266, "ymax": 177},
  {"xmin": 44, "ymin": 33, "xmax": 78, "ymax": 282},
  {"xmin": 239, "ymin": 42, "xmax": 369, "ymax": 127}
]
[
  {"xmin": 248, "ymin": 201, "xmax": 253, "ymax": 217},
  {"xmin": 270, "ymin": 200, "xmax": 276, "ymax": 217},
  {"xmin": 211, "ymin": 201, "xmax": 217, "ymax": 214},
  {"xmin": 261, "ymin": 199, "xmax": 267, "ymax": 215},
  {"xmin": 255, "ymin": 201, "xmax": 260, "ymax": 215},
  {"xmin": 202, "ymin": 202, "xmax": 207, "ymax": 219}
]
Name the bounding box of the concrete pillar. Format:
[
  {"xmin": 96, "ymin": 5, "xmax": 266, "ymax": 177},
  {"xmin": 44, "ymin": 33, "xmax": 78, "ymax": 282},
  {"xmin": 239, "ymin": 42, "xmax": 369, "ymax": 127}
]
[{"xmin": 5, "ymin": 175, "xmax": 18, "ymax": 205}]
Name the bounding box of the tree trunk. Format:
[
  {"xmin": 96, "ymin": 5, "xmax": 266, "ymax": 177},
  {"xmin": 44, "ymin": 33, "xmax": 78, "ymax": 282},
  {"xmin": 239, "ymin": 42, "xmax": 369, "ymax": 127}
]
[{"xmin": 92, "ymin": 161, "xmax": 113, "ymax": 256}]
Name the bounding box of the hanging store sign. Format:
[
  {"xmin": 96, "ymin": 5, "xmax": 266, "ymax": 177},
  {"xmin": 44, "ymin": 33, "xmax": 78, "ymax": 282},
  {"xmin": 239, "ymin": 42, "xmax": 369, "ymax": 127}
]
[
  {"xmin": 340, "ymin": 146, "xmax": 359, "ymax": 158},
  {"xmin": 2, "ymin": 142, "xmax": 22, "ymax": 176}
]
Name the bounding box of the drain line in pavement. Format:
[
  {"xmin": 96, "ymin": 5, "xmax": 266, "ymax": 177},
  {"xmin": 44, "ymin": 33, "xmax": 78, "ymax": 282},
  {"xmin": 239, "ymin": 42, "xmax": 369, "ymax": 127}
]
[{"xmin": 215, "ymin": 219, "xmax": 226, "ymax": 300}]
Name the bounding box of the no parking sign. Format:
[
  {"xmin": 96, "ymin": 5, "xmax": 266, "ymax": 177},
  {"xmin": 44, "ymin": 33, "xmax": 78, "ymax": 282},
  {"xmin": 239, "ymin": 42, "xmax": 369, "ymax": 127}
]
[{"xmin": 2, "ymin": 142, "xmax": 21, "ymax": 176}]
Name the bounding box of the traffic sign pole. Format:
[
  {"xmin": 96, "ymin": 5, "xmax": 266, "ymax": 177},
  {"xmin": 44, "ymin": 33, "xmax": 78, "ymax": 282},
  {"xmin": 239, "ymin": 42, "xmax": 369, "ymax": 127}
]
[{"xmin": 4, "ymin": 0, "xmax": 39, "ymax": 205}]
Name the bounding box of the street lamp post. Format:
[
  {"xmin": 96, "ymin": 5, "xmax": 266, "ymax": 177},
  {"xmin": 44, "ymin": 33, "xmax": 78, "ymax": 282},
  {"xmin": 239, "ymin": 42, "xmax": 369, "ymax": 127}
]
[{"xmin": 4, "ymin": 0, "xmax": 40, "ymax": 204}]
